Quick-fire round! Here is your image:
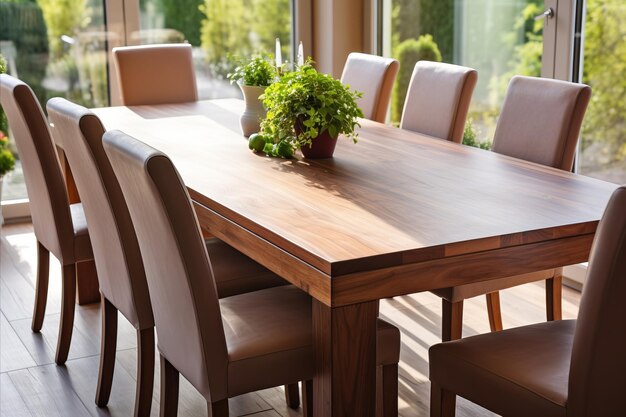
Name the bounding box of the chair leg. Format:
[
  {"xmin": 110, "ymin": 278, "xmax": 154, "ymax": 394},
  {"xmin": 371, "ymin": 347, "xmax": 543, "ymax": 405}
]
[
  {"xmin": 285, "ymin": 383, "xmax": 300, "ymax": 409},
  {"xmin": 430, "ymin": 381, "xmax": 456, "ymax": 417},
  {"xmin": 546, "ymin": 270, "xmax": 563, "ymax": 321},
  {"xmin": 207, "ymin": 399, "xmax": 228, "ymax": 417},
  {"xmin": 301, "ymin": 379, "xmax": 313, "ymax": 417},
  {"xmin": 381, "ymin": 364, "xmax": 398, "ymax": 417},
  {"xmin": 55, "ymin": 263, "xmax": 77, "ymax": 365},
  {"xmin": 96, "ymin": 297, "xmax": 118, "ymax": 407},
  {"xmin": 135, "ymin": 327, "xmax": 155, "ymax": 417},
  {"xmin": 441, "ymin": 299, "xmax": 463, "ymax": 341},
  {"xmin": 485, "ymin": 292, "xmax": 503, "ymax": 332},
  {"xmin": 31, "ymin": 241, "xmax": 49, "ymax": 332},
  {"xmin": 159, "ymin": 354, "xmax": 179, "ymax": 417}
]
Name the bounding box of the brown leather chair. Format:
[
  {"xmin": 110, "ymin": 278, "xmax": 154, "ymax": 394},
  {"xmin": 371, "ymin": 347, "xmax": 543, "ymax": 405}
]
[
  {"xmin": 103, "ymin": 130, "xmax": 401, "ymax": 417},
  {"xmin": 112, "ymin": 43, "xmax": 197, "ymax": 106},
  {"xmin": 400, "ymin": 61, "xmax": 477, "ymax": 143},
  {"xmin": 0, "ymin": 74, "xmax": 95, "ymax": 365},
  {"xmin": 431, "ymin": 76, "xmax": 592, "ymax": 341},
  {"xmin": 341, "ymin": 52, "xmax": 399, "ymax": 123},
  {"xmin": 46, "ymin": 98, "xmax": 291, "ymax": 416},
  {"xmin": 429, "ymin": 185, "xmax": 626, "ymax": 417}
]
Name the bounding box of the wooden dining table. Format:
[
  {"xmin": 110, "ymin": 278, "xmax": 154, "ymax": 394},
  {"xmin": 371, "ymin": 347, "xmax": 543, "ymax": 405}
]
[{"xmin": 92, "ymin": 99, "xmax": 618, "ymax": 417}]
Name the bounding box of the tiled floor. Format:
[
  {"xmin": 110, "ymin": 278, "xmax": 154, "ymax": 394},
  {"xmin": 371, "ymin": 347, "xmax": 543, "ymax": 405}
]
[{"xmin": 0, "ymin": 222, "xmax": 581, "ymax": 416}]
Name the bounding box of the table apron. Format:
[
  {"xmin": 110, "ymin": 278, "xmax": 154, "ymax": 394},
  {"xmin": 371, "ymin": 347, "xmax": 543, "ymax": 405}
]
[{"xmin": 331, "ymin": 233, "xmax": 594, "ymax": 306}]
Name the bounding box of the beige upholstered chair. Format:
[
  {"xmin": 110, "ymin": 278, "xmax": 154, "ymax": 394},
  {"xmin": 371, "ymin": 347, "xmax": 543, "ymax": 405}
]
[
  {"xmin": 103, "ymin": 130, "xmax": 401, "ymax": 417},
  {"xmin": 46, "ymin": 98, "xmax": 291, "ymax": 416},
  {"xmin": 400, "ymin": 61, "xmax": 477, "ymax": 143},
  {"xmin": 341, "ymin": 52, "xmax": 399, "ymax": 123},
  {"xmin": 0, "ymin": 74, "xmax": 95, "ymax": 365},
  {"xmin": 432, "ymin": 76, "xmax": 592, "ymax": 341},
  {"xmin": 429, "ymin": 185, "xmax": 626, "ymax": 417},
  {"xmin": 112, "ymin": 43, "xmax": 197, "ymax": 106}
]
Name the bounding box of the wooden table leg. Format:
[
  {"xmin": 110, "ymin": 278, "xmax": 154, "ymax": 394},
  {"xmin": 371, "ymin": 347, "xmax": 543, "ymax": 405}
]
[{"xmin": 313, "ymin": 299, "xmax": 378, "ymax": 417}]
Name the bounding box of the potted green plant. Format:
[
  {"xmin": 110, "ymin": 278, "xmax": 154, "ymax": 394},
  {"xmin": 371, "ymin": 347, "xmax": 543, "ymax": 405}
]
[
  {"xmin": 260, "ymin": 61, "xmax": 363, "ymax": 158},
  {"xmin": 228, "ymin": 55, "xmax": 276, "ymax": 136}
]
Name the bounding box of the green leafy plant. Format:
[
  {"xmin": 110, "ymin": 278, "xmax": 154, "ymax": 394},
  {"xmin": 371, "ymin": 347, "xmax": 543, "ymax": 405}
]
[
  {"xmin": 227, "ymin": 55, "xmax": 276, "ymax": 87},
  {"xmin": 0, "ymin": 131, "xmax": 15, "ymax": 176},
  {"xmin": 0, "ymin": 53, "xmax": 15, "ymax": 176},
  {"xmin": 260, "ymin": 61, "xmax": 363, "ymax": 151},
  {"xmin": 392, "ymin": 35, "xmax": 442, "ymax": 122},
  {"xmin": 462, "ymin": 119, "xmax": 491, "ymax": 150}
]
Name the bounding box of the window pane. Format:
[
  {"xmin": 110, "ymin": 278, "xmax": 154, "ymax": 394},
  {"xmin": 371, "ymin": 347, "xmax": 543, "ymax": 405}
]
[
  {"xmin": 0, "ymin": 0, "xmax": 110, "ymax": 202},
  {"xmin": 382, "ymin": 0, "xmax": 544, "ymax": 148},
  {"xmin": 137, "ymin": 0, "xmax": 293, "ymax": 99},
  {"xmin": 578, "ymin": 0, "xmax": 626, "ymax": 184}
]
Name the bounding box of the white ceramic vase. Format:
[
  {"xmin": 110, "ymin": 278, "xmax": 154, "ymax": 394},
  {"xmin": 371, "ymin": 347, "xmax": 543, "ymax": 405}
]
[{"xmin": 239, "ymin": 84, "xmax": 267, "ymax": 137}]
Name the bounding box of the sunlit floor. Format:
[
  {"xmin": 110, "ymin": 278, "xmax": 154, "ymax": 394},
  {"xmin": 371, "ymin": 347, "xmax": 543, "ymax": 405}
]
[{"xmin": 1, "ymin": 222, "xmax": 581, "ymax": 417}]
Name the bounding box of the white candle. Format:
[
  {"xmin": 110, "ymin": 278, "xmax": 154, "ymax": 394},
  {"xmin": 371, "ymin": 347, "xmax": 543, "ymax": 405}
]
[
  {"xmin": 275, "ymin": 38, "xmax": 282, "ymax": 68},
  {"xmin": 297, "ymin": 41, "xmax": 304, "ymax": 66}
]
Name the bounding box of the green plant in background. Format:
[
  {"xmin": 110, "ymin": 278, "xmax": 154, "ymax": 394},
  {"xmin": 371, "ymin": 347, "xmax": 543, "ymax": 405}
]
[
  {"xmin": 0, "ymin": 131, "xmax": 16, "ymax": 176},
  {"xmin": 582, "ymin": 0, "xmax": 626, "ymax": 160},
  {"xmin": 261, "ymin": 62, "xmax": 363, "ymax": 151},
  {"xmin": 227, "ymin": 56, "xmax": 275, "ymax": 87},
  {"xmin": 462, "ymin": 119, "xmax": 491, "ymax": 150},
  {"xmin": 156, "ymin": 0, "xmax": 203, "ymax": 46},
  {"xmin": 0, "ymin": 53, "xmax": 16, "ymax": 177},
  {"xmin": 0, "ymin": 1, "xmax": 49, "ymax": 104},
  {"xmin": 0, "ymin": 53, "xmax": 7, "ymax": 137},
  {"xmin": 417, "ymin": 0, "xmax": 453, "ymax": 63},
  {"xmin": 36, "ymin": 0, "xmax": 89, "ymax": 59},
  {"xmin": 199, "ymin": 0, "xmax": 250, "ymax": 77},
  {"xmin": 252, "ymin": 0, "xmax": 291, "ymax": 57},
  {"xmin": 199, "ymin": 0, "xmax": 291, "ymax": 79},
  {"xmin": 391, "ymin": 35, "xmax": 441, "ymax": 123},
  {"xmin": 492, "ymin": 1, "xmax": 543, "ymax": 104}
]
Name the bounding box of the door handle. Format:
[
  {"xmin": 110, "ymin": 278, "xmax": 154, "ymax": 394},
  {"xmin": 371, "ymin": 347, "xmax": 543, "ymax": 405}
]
[{"xmin": 534, "ymin": 8, "xmax": 555, "ymax": 20}]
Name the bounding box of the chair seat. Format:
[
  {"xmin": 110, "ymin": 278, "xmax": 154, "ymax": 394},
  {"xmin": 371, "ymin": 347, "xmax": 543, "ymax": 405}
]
[
  {"xmin": 221, "ymin": 285, "xmax": 401, "ymax": 397},
  {"xmin": 222, "ymin": 285, "xmax": 313, "ymax": 397},
  {"xmin": 70, "ymin": 203, "xmax": 94, "ymax": 262},
  {"xmin": 205, "ymin": 238, "xmax": 288, "ymax": 298},
  {"xmin": 430, "ymin": 320, "xmax": 574, "ymax": 417},
  {"xmin": 431, "ymin": 269, "xmax": 556, "ymax": 302}
]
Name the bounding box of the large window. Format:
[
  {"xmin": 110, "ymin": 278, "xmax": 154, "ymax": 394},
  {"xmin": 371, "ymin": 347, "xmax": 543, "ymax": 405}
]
[
  {"xmin": 381, "ymin": 0, "xmax": 546, "ymax": 147},
  {"xmin": 0, "ymin": 0, "xmax": 294, "ymax": 212},
  {"xmin": 1, "ymin": 0, "xmax": 109, "ymax": 202},
  {"xmin": 576, "ymin": 0, "xmax": 626, "ymax": 184},
  {"xmin": 137, "ymin": 0, "xmax": 293, "ymax": 99}
]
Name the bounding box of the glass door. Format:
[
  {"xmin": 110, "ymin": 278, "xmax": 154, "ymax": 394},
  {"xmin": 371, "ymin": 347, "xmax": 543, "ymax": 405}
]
[
  {"xmin": 576, "ymin": 0, "xmax": 626, "ymax": 184},
  {"xmin": 134, "ymin": 0, "xmax": 294, "ymax": 100},
  {"xmin": 381, "ymin": 0, "xmax": 550, "ymax": 148},
  {"xmin": 0, "ymin": 0, "xmax": 111, "ymax": 204}
]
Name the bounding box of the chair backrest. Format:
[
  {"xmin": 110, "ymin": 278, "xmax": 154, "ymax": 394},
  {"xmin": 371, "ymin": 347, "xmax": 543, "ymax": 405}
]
[
  {"xmin": 340, "ymin": 52, "xmax": 399, "ymax": 123},
  {"xmin": 0, "ymin": 74, "xmax": 74, "ymax": 261},
  {"xmin": 103, "ymin": 130, "xmax": 227, "ymax": 401},
  {"xmin": 46, "ymin": 98, "xmax": 153, "ymax": 330},
  {"xmin": 568, "ymin": 186, "xmax": 626, "ymax": 416},
  {"xmin": 113, "ymin": 43, "xmax": 198, "ymax": 106},
  {"xmin": 492, "ymin": 76, "xmax": 591, "ymax": 170},
  {"xmin": 400, "ymin": 61, "xmax": 477, "ymax": 143}
]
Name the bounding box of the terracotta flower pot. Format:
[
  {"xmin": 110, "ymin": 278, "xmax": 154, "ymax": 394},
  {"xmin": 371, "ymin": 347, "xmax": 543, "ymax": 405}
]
[{"xmin": 295, "ymin": 121, "xmax": 338, "ymax": 159}]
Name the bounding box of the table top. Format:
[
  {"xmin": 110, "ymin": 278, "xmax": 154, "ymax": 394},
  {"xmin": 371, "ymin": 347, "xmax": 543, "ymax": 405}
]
[{"xmin": 93, "ymin": 99, "xmax": 618, "ymax": 305}]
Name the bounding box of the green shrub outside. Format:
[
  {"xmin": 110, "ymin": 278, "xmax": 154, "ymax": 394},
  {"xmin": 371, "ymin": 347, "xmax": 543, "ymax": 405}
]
[
  {"xmin": 391, "ymin": 35, "xmax": 441, "ymax": 123},
  {"xmin": 0, "ymin": 2, "xmax": 49, "ymax": 105},
  {"xmin": 0, "ymin": 52, "xmax": 16, "ymax": 176},
  {"xmin": 462, "ymin": 119, "xmax": 491, "ymax": 150}
]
